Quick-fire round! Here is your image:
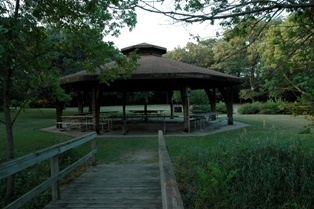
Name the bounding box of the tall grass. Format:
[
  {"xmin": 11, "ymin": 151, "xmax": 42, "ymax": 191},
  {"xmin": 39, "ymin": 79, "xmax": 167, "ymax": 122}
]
[
  {"xmin": 175, "ymin": 138, "xmax": 314, "ymax": 209},
  {"xmin": 0, "ymin": 108, "xmax": 87, "ymax": 208}
]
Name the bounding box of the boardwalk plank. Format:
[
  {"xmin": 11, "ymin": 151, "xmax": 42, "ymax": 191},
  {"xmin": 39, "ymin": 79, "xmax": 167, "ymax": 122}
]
[{"xmin": 44, "ymin": 164, "xmax": 162, "ymax": 209}]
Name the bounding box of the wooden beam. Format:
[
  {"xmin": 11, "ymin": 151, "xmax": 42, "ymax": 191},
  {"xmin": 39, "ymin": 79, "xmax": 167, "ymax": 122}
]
[
  {"xmin": 92, "ymin": 83, "xmax": 100, "ymax": 134},
  {"xmin": 205, "ymin": 88, "xmax": 217, "ymax": 113},
  {"xmin": 180, "ymin": 85, "xmax": 190, "ymax": 132},
  {"xmin": 50, "ymin": 156, "xmax": 60, "ymax": 201},
  {"xmin": 55, "ymin": 102, "xmax": 64, "ymax": 129},
  {"xmin": 218, "ymin": 86, "xmax": 234, "ymax": 125},
  {"xmin": 77, "ymin": 91, "xmax": 84, "ymax": 114},
  {"xmin": 168, "ymin": 91, "xmax": 174, "ymax": 119}
]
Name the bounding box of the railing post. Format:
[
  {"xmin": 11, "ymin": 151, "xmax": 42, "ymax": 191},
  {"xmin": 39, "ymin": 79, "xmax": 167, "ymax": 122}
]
[
  {"xmin": 50, "ymin": 155, "xmax": 60, "ymax": 201},
  {"xmin": 91, "ymin": 137, "xmax": 97, "ymax": 166}
]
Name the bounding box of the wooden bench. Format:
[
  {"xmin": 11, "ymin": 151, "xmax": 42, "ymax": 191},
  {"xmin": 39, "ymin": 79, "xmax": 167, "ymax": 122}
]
[
  {"xmin": 57, "ymin": 119, "xmax": 113, "ymax": 132},
  {"xmin": 56, "ymin": 122, "xmax": 93, "ymax": 131},
  {"xmin": 190, "ymin": 117, "xmax": 204, "ymax": 131},
  {"xmin": 207, "ymin": 117, "xmax": 227, "ymax": 131}
]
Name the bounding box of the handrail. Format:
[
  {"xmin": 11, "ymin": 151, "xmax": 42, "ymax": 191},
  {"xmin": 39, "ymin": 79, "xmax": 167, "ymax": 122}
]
[
  {"xmin": 0, "ymin": 132, "xmax": 97, "ymax": 209},
  {"xmin": 158, "ymin": 130, "xmax": 184, "ymax": 209}
]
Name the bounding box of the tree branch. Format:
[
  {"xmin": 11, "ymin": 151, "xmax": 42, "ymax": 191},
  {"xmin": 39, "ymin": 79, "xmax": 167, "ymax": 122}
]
[{"xmin": 137, "ymin": 1, "xmax": 314, "ymax": 23}]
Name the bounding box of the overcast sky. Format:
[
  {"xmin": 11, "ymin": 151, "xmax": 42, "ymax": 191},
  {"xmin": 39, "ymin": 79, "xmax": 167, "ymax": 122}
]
[{"xmin": 106, "ymin": 8, "xmax": 222, "ymax": 52}]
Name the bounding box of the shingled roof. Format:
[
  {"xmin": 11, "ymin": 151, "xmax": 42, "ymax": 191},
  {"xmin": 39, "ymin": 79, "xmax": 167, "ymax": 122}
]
[{"xmin": 60, "ymin": 43, "xmax": 243, "ymax": 92}]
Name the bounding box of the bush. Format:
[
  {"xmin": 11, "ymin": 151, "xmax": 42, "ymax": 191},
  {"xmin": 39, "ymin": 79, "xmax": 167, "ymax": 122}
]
[
  {"xmin": 191, "ymin": 102, "xmax": 227, "ymax": 113},
  {"xmin": 238, "ymin": 102, "xmax": 263, "ymax": 114},
  {"xmin": 191, "ymin": 104, "xmax": 211, "ymax": 112},
  {"xmin": 238, "ymin": 101, "xmax": 292, "ymax": 115},
  {"xmin": 260, "ymin": 100, "xmax": 292, "ymax": 115},
  {"xmin": 175, "ymin": 139, "xmax": 314, "ymax": 209},
  {"xmin": 216, "ymin": 102, "xmax": 227, "ymax": 113}
]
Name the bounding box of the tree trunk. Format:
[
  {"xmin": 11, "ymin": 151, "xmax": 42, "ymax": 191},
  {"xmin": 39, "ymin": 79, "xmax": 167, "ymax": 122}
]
[{"xmin": 3, "ymin": 68, "xmax": 15, "ymax": 203}]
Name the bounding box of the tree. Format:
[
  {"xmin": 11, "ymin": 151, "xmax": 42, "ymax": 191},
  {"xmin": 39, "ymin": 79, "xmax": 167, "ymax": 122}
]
[
  {"xmin": 164, "ymin": 39, "xmax": 217, "ymax": 69},
  {"xmin": 138, "ymin": 1, "xmax": 314, "ymax": 111},
  {"xmin": 212, "ymin": 19, "xmax": 281, "ymax": 102},
  {"xmin": 260, "ymin": 13, "xmax": 314, "ymax": 99},
  {"xmin": 1, "ymin": 0, "xmax": 138, "ymax": 203}
]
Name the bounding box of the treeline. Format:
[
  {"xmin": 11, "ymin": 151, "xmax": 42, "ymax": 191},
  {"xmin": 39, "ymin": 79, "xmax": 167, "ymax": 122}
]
[{"xmin": 164, "ymin": 13, "xmax": 314, "ymax": 104}]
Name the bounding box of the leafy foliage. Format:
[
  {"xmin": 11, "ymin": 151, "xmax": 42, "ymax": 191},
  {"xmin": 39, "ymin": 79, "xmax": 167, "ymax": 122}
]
[
  {"xmin": 238, "ymin": 100, "xmax": 292, "ymax": 115},
  {"xmin": 175, "ymin": 139, "xmax": 314, "ymax": 209},
  {"xmin": 0, "ymin": 0, "xmax": 139, "ymax": 202},
  {"xmin": 142, "ymin": 0, "xmax": 314, "ymax": 124},
  {"xmin": 164, "ymin": 39, "xmax": 216, "ymax": 69}
]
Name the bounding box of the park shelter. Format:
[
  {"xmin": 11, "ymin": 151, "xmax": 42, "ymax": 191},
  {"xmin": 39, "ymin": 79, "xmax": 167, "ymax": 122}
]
[{"xmin": 57, "ymin": 43, "xmax": 243, "ymax": 133}]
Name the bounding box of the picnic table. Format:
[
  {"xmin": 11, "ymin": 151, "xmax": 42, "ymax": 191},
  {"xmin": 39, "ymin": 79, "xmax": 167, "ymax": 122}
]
[
  {"xmin": 129, "ymin": 110, "xmax": 164, "ymax": 122},
  {"xmin": 119, "ymin": 110, "xmax": 166, "ymax": 134},
  {"xmin": 190, "ymin": 112, "xmax": 225, "ymax": 131},
  {"xmin": 58, "ymin": 115, "xmax": 113, "ymax": 131}
]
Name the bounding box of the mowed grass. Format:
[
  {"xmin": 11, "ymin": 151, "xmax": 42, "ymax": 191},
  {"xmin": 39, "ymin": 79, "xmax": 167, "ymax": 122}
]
[
  {"xmin": 164, "ymin": 114, "xmax": 313, "ymax": 158},
  {"xmin": 0, "ymin": 108, "xmax": 72, "ymax": 162},
  {"xmin": 0, "ymin": 105, "xmax": 313, "ymax": 163}
]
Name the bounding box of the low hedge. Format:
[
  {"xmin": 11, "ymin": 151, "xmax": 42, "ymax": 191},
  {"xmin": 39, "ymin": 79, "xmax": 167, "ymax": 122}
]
[
  {"xmin": 238, "ymin": 101, "xmax": 292, "ymax": 115},
  {"xmin": 191, "ymin": 102, "xmax": 227, "ymax": 113},
  {"xmin": 175, "ymin": 139, "xmax": 314, "ymax": 209}
]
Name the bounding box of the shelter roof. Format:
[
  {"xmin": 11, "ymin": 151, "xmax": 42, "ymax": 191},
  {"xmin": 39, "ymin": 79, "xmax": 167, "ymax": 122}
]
[{"xmin": 60, "ymin": 43, "xmax": 243, "ymax": 92}]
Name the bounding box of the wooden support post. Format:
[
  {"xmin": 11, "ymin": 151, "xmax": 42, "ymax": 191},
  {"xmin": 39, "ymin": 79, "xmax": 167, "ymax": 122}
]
[
  {"xmin": 77, "ymin": 91, "xmax": 84, "ymax": 114},
  {"xmin": 205, "ymin": 88, "xmax": 217, "ymax": 119},
  {"xmin": 50, "ymin": 155, "xmax": 60, "ymax": 201},
  {"xmin": 91, "ymin": 138, "xmax": 97, "ymax": 166},
  {"xmin": 122, "ymin": 91, "xmax": 127, "ymax": 134},
  {"xmin": 180, "ymin": 86, "xmax": 190, "ymax": 132},
  {"xmin": 122, "ymin": 91, "xmax": 126, "ymax": 119},
  {"xmin": 218, "ymin": 86, "xmax": 234, "ymax": 125},
  {"xmin": 144, "ymin": 98, "xmax": 148, "ymax": 123},
  {"xmin": 168, "ymin": 91, "xmax": 174, "ymax": 119},
  {"xmin": 55, "ymin": 102, "xmax": 64, "ymax": 129},
  {"xmin": 92, "ymin": 84, "xmax": 100, "ymax": 134}
]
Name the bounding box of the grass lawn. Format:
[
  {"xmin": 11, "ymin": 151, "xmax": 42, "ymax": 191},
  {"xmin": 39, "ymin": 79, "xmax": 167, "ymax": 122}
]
[
  {"xmin": 1, "ymin": 105, "xmax": 313, "ymax": 163},
  {"xmin": 164, "ymin": 114, "xmax": 313, "ymax": 158}
]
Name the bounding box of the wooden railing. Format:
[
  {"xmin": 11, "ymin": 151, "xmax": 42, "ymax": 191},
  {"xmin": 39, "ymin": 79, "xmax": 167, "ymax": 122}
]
[
  {"xmin": 0, "ymin": 132, "xmax": 97, "ymax": 209},
  {"xmin": 158, "ymin": 130, "xmax": 184, "ymax": 209}
]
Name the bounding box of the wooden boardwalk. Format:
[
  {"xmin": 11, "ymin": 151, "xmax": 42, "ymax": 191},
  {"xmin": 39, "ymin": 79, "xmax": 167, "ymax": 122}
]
[{"xmin": 44, "ymin": 164, "xmax": 162, "ymax": 209}]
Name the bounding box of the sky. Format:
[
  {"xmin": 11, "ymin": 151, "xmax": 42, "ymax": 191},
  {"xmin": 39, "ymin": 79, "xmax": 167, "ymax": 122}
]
[{"xmin": 106, "ymin": 8, "xmax": 222, "ymax": 52}]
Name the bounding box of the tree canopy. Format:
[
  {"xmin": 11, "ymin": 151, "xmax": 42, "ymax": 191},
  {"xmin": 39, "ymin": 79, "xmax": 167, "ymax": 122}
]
[
  {"xmin": 164, "ymin": 12, "xmax": 314, "ymax": 104},
  {"xmin": 1, "ymin": 0, "xmax": 139, "ymax": 202}
]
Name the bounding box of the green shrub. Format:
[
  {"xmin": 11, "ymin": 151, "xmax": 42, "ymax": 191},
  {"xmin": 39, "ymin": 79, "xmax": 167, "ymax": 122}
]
[
  {"xmin": 216, "ymin": 102, "xmax": 227, "ymax": 113},
  {"xmin": 238, "ymin": 101, "xmax": 292, "ymax": 115},
  {"xmin": 190, "ymin": 90, "xmax": 209, "ymax": 105},
  {"xmin": 175, "ymin": 139, "xmax": 314, "ymax": 209},
  {"xmin": 191, "ymin": 102, "xmax": 227, "ymax": 113},
  {"xmin": 238, "ymin": 102, "xmax": 263, "ymax": 114},
  {"xmin": 260, "ymin": 100, "xmax": 292, "ymax": 114},
  {"xmin": 191, "ymin": 104, "xmax": 211, "ymax": 112}
]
